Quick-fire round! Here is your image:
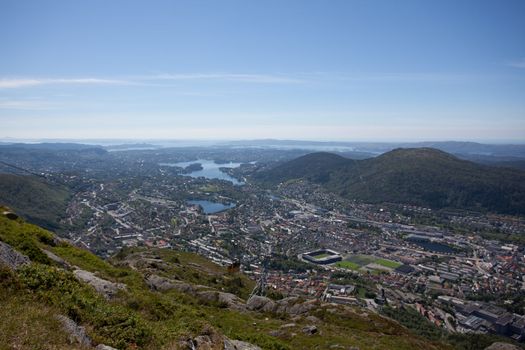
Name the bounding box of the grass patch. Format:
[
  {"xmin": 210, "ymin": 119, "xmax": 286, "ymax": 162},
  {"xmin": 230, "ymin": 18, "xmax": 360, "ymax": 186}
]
[
  {"xmin": 0, "ymin": 213, "xmax": 53, "ymax": 265},
  {"xmin": 0, "ymin": 289, "xmax": 82, "ymax": 350},
  {"xmin": 374, "ymin": 258, "xmax": 402, "ymax": 269},
  {"xmin": 311, "ymin": 253, "xmax": 331, "ymax": 259},
  {"xmin": 341, "ymin": 255, "xmax": 401, "ymax": 270},
  {"xmin": 335, "ymin": 261, "xmax": 360, "ymax": 270},
  {"xmin": 344, "ymin": 254, "xmax": 376, "ymax": 266}
]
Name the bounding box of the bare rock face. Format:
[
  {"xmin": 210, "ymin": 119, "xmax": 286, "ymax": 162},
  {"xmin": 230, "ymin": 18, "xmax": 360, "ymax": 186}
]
[
  {"xmin": 247, "ymin": 295, "xmax": 318, "ymax": 316},
  {"xmin": 272, "ymin": 297, "xmax": 318, "ymax": 315},
  {"xmin": 55, "ymin": 315, "xmax": 91, "ymax": 347},
  {"xmin": 274, "ymin": 297, "xmax": 300, "ymax": 314},
  {"xmin": 305, "ymin": 315, "xmax": 320, "ymax": 323},
  {"xmin": 2, "ymin": 211, "xmax": 18, "ymax": 220},
  {"xmin": 0, "ymin": 241, "xmax": 30, "ymax": 270},
  {"xmin": 145, "ymin": 274, "xmax": 196, "ymax": 294},
  {"xmin": 197, "ymin": 291, "xmax": 246, "ymax": 311},
  {"xmin": 175, "ymin": 325, "xmax": 225, "ymax": 350},
  {"xmin": 193, "ymin": 334, "xmax": 222, "ymax": 350},
  {"xmin": 485, "ymin": 343, "xmax": 522, "ymax": 350},
  {"xmin": 145, "ymin": 274, "xmax": 177, "ymax": 291},
  {"xmin": 302, "ymin": 325, "xmax": 318, "ymax": 335},
  {"xmin": 95, "ymin": 345, "xmax": 118, "ymax": 350},
  {"xmin": 173, "ymin": 281, "xmax": 196, "ymax": 294},
  {"xmin": 246, "ymin": 295, "xmax": 276, "ymax": 312},
  {"xmin": 224, "ymin": 337, "xmax": 262, "ymax": 350},
  {"xmin": 280, "ymin": 323, "xmax": 296, "ymax": 329},
  {"xmin": 288, "ymin": 299, "xmax": 317, "ymax": 315},
  {"xmin": 73, "ymin": 269, "xmax": 126, "ymax": 299},
  {"xmin": 43, "ymin": 249, "xmax": 70, "ymax": 269},
  {"xmin": 52, "ymin": 235, "xmax": 72, "ymax": 246}
]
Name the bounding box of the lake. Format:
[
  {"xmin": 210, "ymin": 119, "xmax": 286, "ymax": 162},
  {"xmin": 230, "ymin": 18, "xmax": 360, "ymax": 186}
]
[
  {"xmin": 188, "ymin": 200, "xmax": 236, "ymax": 214},
  {"xmin": 159, "ymin": 159, "xmax": 244, "ymax": 185}
]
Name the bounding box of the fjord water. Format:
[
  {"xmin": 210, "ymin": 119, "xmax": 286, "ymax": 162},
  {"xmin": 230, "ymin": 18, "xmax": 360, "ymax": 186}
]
[
  {"xmin": 187, "ymin": 200, "xmax": 236, "ymax": 214},
  {"xmin": 160, "ymin": 159, "xmax": 244, "ymax": 184}
]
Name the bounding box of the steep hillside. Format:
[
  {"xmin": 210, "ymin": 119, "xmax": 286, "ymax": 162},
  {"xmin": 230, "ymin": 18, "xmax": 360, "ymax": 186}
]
[
  {"xmin": 0, "ymin": 174, "xmax": 70, "ymax": 230},
  {"xmin": 0, "ymin": 208, "xmax": 452, "ymax": 350},
  {"xmin": 254, "ymin": 148, "xmax": 525, "ymax": 215},
  {"xmin": 256, "ymin": 152, "xmax": 350, "ymax": 184}
]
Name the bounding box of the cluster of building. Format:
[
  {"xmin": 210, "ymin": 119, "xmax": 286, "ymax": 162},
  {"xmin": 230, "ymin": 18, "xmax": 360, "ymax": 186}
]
[{"xmin": 57, "ymin": 160, "xmax": 524, "ymax": 344}]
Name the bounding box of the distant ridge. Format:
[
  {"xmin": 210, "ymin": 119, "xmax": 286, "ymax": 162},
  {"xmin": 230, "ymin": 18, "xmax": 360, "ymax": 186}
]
[
  {"xmin": 255, "ymin": 148, "xmax": 525, "ymax": 215},
  {"xmin": 0, "ymin": 174, "xmax": 70, "ymax": 230},
  {"xmin": 0, "ymin": 142, "xmax": 105, "ymax": 151}
]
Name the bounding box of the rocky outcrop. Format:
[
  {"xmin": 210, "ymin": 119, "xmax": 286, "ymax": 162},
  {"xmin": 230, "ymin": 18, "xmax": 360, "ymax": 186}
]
[
  {"xmin": 175, "ymin": 325, "xmax": 225, "ymax": 350},
  {"xmin": 178, "ymin": 334, "xmax": 262, "ymax": 350},
  {"xmin": 280, "ymin": 323, "xmax": 296, "ymax": 329},
  {"xmin": 275, "ymin": 297, "xmax": 317, "ymax": 315},
  {"xmin": 246, "ymin": 295, "xmax": 276, "ymax": 313},
  {"xmin": 145, "ymin": 274, "xmax": 248, "ymax": 312},
  {"xmin": 145, "ymin": 274, "xmax": 196, "ymax": 294},
  {"xmin": 484, "ymin": 343, "xmax": 522, "ymax": 350},
  {"xmin": 246, "ymin": 295, "xmax": 318, "ymax": 315},
  {"xmin": 302, "ymin": 325, "xmax": 318, "ymax": 335},
  {"xmin": 224, "ymin": 338, "xmax": 262, "ymax": 350},
  {"xmin": 55, "ymin": 315, "xmax": 91, "ymax": 347},
  {"xmin": 43, "ymin": 249, "xmax": 70, "ymax": 269},
  {"xmin": 73, "ymin": 269, "xmax": 126, "ymax": 299},
  {"xmin": 0, "ymin": 241, "xmax": 30, "ymax": 270},
  {"xmin": 287, "ymin": 299, "xmax": 317, "ymax": 315},
  {"xmin": 145, "ymin": 274, "xmax": 177, "ymax": 291},
  {"xmin": 95, "ymin": 345, "xmax": 118, "ymax": 350},
  {"xmin": 197, "ymin": 291, "xmax": 246, "ymax": 311},
  {"xmin": 305, "ymin": 315, "xmax": 320, "ymax": 323},
  {"xmin": 2, "ymin": 211, "xmax": 18, "ymax": 220},
  {"xmin": 52, "ymin": 235, "xmax": 72, "ymax": 246}
]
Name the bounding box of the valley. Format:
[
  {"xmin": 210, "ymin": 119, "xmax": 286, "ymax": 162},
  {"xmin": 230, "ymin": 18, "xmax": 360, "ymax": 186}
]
[{"xmin": 1, "ymin": 143, "xmax": 524, "ymax": 349}]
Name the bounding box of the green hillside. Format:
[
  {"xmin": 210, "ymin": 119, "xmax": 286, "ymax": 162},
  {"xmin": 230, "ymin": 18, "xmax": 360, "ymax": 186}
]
[
  {"xmin": 254, "ymin": 148, "xmax": 525, "ymax": 215},
  {"xmin": 0, "ymin": 174, "xmax": 70, "ymax": 230},
  {"xmin": 0, "ymin": 207, "xmax": 452, "ymax": 350}
]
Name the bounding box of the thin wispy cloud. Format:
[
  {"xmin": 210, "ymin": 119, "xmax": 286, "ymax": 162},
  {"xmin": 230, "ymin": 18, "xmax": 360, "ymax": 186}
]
[
  {"xmin": 0, "ymin": 73, "xmax": 305, "ymax": 89},
  {"xmin": 0, "ymin": 78, "xmax": 131, "ymax": 89},
  {"xmin": 143, "ymin": 72, "xmax": 472, "ymax": 84},
  {"xmin": 141, "ymin": 73, "xmax": 305, "ymax": 84},
  {"xmin": 322, "ymin": 72, "xmax": 472, "ymax": 83},
  {"xmin": 0, "ymin": 72, "xmax": 477, "ymax": 90},
  {"xmin": 0, "ymin": 99, "xmax": 57, "ymax": 110}
]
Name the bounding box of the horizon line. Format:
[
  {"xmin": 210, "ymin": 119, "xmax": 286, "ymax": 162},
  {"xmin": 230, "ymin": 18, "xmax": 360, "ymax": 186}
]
[{"xmin": 1, "ymin": 138, "xmax": 525, "ymax": 145}]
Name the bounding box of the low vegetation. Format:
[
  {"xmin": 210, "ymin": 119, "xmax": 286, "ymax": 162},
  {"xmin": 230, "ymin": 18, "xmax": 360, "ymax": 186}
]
[
  {"xmin": 0, "ymin": 173, "xmax": 70, "ymax": 230},
  {"xmin": 0, "ymin": 208, "xmax": 484, "ymax": 350}
]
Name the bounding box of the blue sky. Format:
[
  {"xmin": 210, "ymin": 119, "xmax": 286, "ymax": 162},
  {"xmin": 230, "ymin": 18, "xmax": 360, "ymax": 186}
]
[{"xmin": 1, "ymin": 0, "xmax": 524, "ymax": 142}]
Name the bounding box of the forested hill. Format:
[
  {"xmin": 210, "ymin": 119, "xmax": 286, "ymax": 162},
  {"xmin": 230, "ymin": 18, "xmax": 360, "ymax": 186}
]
[
  {"xmin": 254, "ymin": 148, "xmax": 525, "ymax": 215},
  {"xmin": 0, "ymin": 174, "xmax": 70, "ymax": 230}
]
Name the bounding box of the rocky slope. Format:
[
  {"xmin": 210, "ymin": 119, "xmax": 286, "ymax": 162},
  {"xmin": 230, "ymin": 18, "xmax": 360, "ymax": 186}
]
[{"xmin": 0, "ymin": 206, "xmax": 517, "ymax": 350}]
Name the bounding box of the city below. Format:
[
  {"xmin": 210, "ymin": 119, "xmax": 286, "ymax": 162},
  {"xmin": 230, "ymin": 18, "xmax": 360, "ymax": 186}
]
[{"xmin": 1, "ymin": 141, "xmax": 523, "ymax": 347}]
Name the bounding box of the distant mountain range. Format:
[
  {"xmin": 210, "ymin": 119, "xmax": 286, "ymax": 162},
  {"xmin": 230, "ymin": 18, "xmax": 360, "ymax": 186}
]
[
  {"xmin": 0, "ymin": 142, "xmax": 106, "ymax": 151},
  {"xmin": 2, "ymin": 140, "xmax": 525, "ymax": 169},
  {"xmin": 228, "ymin": 139, "xmax": 525, "ymax": 156},
  {"xmin": 254, "ymin": 148, "xmax": 525, "ymax": 215}
]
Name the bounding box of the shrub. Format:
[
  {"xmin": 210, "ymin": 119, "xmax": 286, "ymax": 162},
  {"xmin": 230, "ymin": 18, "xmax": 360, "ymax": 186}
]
[
  {"xmin": 91, "ymin": 305, "xmax": 152, "ymax": 348},
  {"xmin": 16, "ymin": 264, "xmax": 152, "ymax": 348}
]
